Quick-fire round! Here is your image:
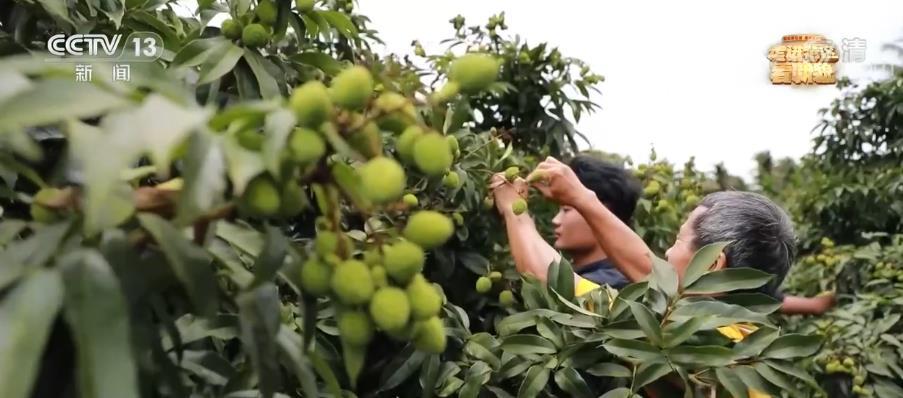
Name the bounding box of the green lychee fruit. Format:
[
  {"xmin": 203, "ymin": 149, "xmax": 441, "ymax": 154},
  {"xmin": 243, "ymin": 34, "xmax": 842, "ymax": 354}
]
[
  {"xmin": 242, "ymin": 23, "xmax": 269, "ymax": 48},
  {"xmin": 448, "ymin": 53, "xmax": 500, "ymax": 93},
  {"xmin": 383, "ymin": 240, "xmax": 425, "ymax": 284},
  {"xmin": 511, "ymin": 198, "xmax": 527, "ymax": 215},
  {"xmin": 643, "ymin": 181, "xmax": 661, "ymax": 197},
  {"xmin": 330, "ymin": 66, "xmax": 373, "ymax": 110},
  {"xmin": 413, "ymin": 133, "xmax": 453, "ymax": 176},
  {"xmin": 289, "ymin": 81, "xmax": 332, "ymax": 128},
  {"xmin": 358, "ymin": 157, "xmax": 406, "ymax": 204},
  {"xmin": 499, "ymin": 290, "xmax": 515, "ymax": 307},
  {"xmin": 300, "ymin": 258, "xmax": 332, "ymax": 296},
  {"xmin": 348, "ymin": 121, "xmax": 382, "ymax": 159},
  {"xmin": 431, "ymin": 81, "xmax": 460, "ymax": 104},
  {"xmin": 280, "ymin": 181, "xmax": 306, "ymax": 217},
  {"xmin": 288, "ymin": 127, "xmax": 326, "ymax": 164},
  {"xmin": 222, "ymin": 19, "xmax": 242, "ymax": 40},
  {"xmin": 403, "ymin": 211, "xmax": 454, "ymax": 249},
  {"xmin": 30, "ymin": 188, "xmax": 63, "ymax": 222},
  {"xmin": 396, "ymin": 125, "xmax": 423, "ymax": 163},
  {"xmin": 369, "ymin": 287, "xmax": 411, "ymax": 332},
  {"xmin": 446, "ymin": 135, "xmax": 460, "ymax": 158},
  {"xmin": 407, "ymin": 274, "xmax": 441, "ymax": 320},
  {"xmin": 237, "ymin": 129, "xmax": 264, "ymax": 151},
  {"xmin": 255, "ymin": 0, "xmax": 278, "ymax": 25},
  {"xmin": 331, "ymin": 260, "xmax": 374, "ymax": 305},
  {"xmin": 338, "ymin": 310, "xmax": 373, "ymax": 346},
  {"xmin": 241, "ymin": 174, "xmax": 281, "ymax": 217},
  {"xmin": 412, "ymin": 316, "xmax": 446, "ymax": 353},
  {"xmin": 443, "ymin": 171, "xmax": 460, "ymax": 189},
  {"xmin": 482, "ymin": 196, "xmax": 494, "ymax": 210},
  {"xmin": 402, "ymin": 193, "xmax": 419, "ymax": 207},
  {"xmin": 504, "ymin": 166, "xmax": 519, "ymax": 181},
  {"xmin": 315, "ymin": 231, "xmax": 339, "ymax": 257},
  {"xmin": 371, "ymin": 265, "xmax": 388, "ymax": 287},
  {"xmin": 489, "ymin": 271, "xmax": 502, "ymax": 281},
  {"xmin": 452, "ymin": 212, "xmax": 464, "ymax": 226},
  {"xmin": 475, "ymin": 277, "xmax": 492, "ymax": 293}
]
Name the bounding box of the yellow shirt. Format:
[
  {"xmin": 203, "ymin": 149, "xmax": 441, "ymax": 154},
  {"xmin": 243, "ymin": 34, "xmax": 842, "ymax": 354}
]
[{"xmin": 576, "ymin": 280, "xmax": 771, "ymax": 398}]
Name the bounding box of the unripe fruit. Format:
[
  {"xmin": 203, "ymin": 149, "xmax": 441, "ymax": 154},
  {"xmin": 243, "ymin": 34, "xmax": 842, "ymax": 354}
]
[
  {"xmin": 241, "ymin": 174, "xmax": 281, "ymax": 217},
  {"xmin": 446, "ymin": 135, "xmax": 460, "ymax": 158},
  {"xmin": 413, "ymin": 133, "xmax": 453, "ymax": 176},
  {"xmin": 371, "ymin": 265, "xmax": 388, "ymax": 287},
  {"xmin": 511, "ymin": 198, "xmax": 527, "ymax": 215},
  {"xmin": 383, "ymin": 240, "xmax": 425, "ymax": 284},
  {"xmin": 448, "ymin": 53, "xmax": 500, "ymax": 93},
  {"xmin": 413, "ymin": 316, "xmax": 446, "ymax": 353},
  {"xmin": 407, "ymin": 274, "xmax": 442, "ymax": 320},
  {"xmin": 300, "ymin": 258, "xmax": 332, "ymax": 296},
  {"xmin": 237, "ymin": 129, "xmax": 264, "ymax": 151},
  {"xmin": 431, "ymin": 81, "xmax": 460, "ymax": 104},
  {"xmin": 374, "ymin": 91, "xmax": 407, "ymax": 112},
  {"xmin": 396, "ymin": 126, "xmax": 423, "ymax": 163},
  {"xmin": 374, "ymin": 93, "xmax": 416, "ymax": 133},
  {"xmin": 290, "ymin": 81, "xmax": 332, "ymax": 128},
  {"xmin": 499, "ymin": 290, "xmax": 515, "ymax": 307},
  {"xmin": 330, "ymin": 66, "xmax": 373, "ymax": 110},
  {"xmin": 289, "ymin": 127, "xmax": 326, "ymax": 164},
  {"xmin": 338, "ymin": 310, "xmax": 373, "ymax": 346},
  {"xmin": 280, "ymin": 181, "xmax": 306, "ymax": 217},
  {"xmin": 359, "ymin": 157, "xmax": 406, "ymax": 204},
  {"xmin": 30, "ymin": 188, "xmax": 62, "ymax": 222},
  {"xmin": 369, "ymin": 287, "xmax": 411, "ymax": 332},
  {"xmin": 489, "ymin": 271, "xmax": 502, "ymax": 281},
  {"xmin": 643, "ymin": 181, "xmax": 661, "ymax": 197},
  {"xmin": 854, "ymin": 375, "xmax": 866, "ymax": 386},
  {"xmin": 452, "ymin": 212, "xmax": 464, "ymax": 226},
  {"xmin": 402, "ymin": 193, "xmax": 419, "ymax": 207},
  {"xmin": 684, "ymin": 194, "xmax": 700, "ymax": 207},
  {"xmin": 315, "ymin": 231, "xmax": 339, "ymax": 257},
  {"xmin": 222, "ymin": 19, "xmax": 242, "ymax": 40},
  {"xmin": 504, "ymin": 166, "xmax": 519, "ymax": 182},
  {"xmin": 331, "ymin": 260, "xmax": 374, "ymax": 305},
  {"xmin": 403, "ymin": 211, "xmax": 454, "ymax": 249},
  {"xmin": 443, "ymin": 171, "xmax": 461, "ymax": 189},
  {"xmin": 242, "ymin": 23, "xmax": 269, "ymax": 48},
  {"xmin": 482, "ymin": 196, "xmax": 495, "ymax": 210},
  {"xmin": 843, "ymin": 357, "xmax": 855, "ymax": 367},
  {"xmin": 296, "ymin": 0, "xmax": 315, "ymax": 12},
  {"xmin": 475, "ymin": 276, "xmax": 492, "ymax": 293},
  {"xmin": 255, "ymin": 0, "xmax": 278, "ymax": 25},
  {"xmin": 349, "ymin": 121, "xmax": 381, "ymax": 159}
]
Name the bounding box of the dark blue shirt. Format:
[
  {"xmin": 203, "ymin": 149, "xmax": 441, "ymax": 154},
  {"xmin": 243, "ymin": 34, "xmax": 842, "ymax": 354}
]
[{"xmin": 576, "ymin": 259, "xmax": 629, "ymax": 289}]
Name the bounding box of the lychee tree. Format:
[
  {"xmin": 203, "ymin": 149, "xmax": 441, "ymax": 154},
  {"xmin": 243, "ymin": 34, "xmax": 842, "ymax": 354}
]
[{"xmin": 0, "ymin": 1, "xmax": 818, "ymax": 397}]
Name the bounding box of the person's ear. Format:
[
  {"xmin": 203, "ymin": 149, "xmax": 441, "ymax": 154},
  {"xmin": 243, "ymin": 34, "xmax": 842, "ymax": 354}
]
[{"xmin": 711, "ymin": 252, "xmax": 727, "ymax": 271}]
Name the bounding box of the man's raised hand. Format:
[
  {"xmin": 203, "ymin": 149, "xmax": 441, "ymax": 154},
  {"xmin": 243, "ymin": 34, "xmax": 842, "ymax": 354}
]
[{"xmin": 526, "ymin": 157, "xmax": 595, "ymax": 207}]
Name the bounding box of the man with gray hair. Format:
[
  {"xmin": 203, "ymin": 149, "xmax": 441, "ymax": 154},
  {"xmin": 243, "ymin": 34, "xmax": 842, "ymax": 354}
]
[{"xmin": 524, "ymin": 157, "xmax": 833, "ymax": 314}]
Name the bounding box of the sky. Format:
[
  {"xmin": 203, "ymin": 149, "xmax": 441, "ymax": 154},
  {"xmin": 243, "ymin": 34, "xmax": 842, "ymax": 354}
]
[{"xmin": 356, "ymin": 1, "xmax": 903, "ymax": 178}]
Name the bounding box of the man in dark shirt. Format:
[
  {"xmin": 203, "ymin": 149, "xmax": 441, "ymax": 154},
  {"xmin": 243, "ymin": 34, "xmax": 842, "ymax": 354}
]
[{"xmin": 489, "ymin": 155, "xmax": 640, "ymax": 288}]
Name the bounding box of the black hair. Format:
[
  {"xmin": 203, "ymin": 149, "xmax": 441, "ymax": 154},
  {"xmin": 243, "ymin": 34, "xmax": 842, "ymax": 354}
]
[
  {"xmin": 567, "ymin": 155, "xmax": 642, "ymax": 225},
  {"xmin": 692, "ymin": 191, "xmax": 797, "ymax": 297}
]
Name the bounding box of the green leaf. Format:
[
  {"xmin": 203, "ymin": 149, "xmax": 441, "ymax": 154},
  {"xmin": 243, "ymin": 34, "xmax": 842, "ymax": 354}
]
[
  {"xmin": 465, "ymin": 340, "xmax": 501, "ymax": 368},
  {"xmin": 162, "ymin": 313, "xmax": 239, "ymax": 350},
  {"xmin": 586, "ymin": 362, "xmax": 632, "ymax": 378},
  {"xmin": 600, "ymin": 387, "xmax": 632, "ymax": 398},
  {"xmin": 496, "ymin": 309, "xmax": 552, "ymax": 336},
  {"xmin": 548, "ymin": 257, "xmax": 575, "ymax": 302},
  {"xmin": 667, "ymin": 346, "xmax": 734, "ymax": 367},
  {"xmin": 0, "ymin": 78, "xmax": 128, "ymax": 131},
  {"xmin": 342, "ymin": 340, "xmax": 366, "ymax": 388},
  {"xmin": 662, "ymin": 316, "xmax": 710, "ymax": 348},
  {"xmin": 459, "ymin": 361, "xmax": 491, "ymax": 398},
  {"xmin": 516, "ymin": 365, "xmax": 550, "ymax": 398},
  {"xmin": 715, "ymin": 367, "xmax": 748, "ymax": 398},
  {"xmin": 671, "ymin": 299, "xmax": 769, "ymax": 328},
  {"xmin": 764, "ymin": 359, "xmax": 819, "ymax": 388},
  {"xmin": 0, "ymin": 221, "xmax": 72, "ymax": 290},
  {"xmin": 35, "ymin": 0, "xmax": 75, "ymax": 28},
  {"xmin": 139, "ymin": 213, "xmax": 219, "ymax": 316},
  {"xmin": 553, "ymin": 368, "xmax": 593, "ymax": 398},
  {"xmin": 627, "ymin": 301, "xmax": 663, "ymax": 346},
  {"xmin": 760, "ymin": 334, "xmax": 823, "ymax": 359},
  {"xmin": 317, "ymin": 10, "xmax": 359, "ymax": 40},
  {"xmin": 262, "ymin": 109, "xmax": 296, "ymax": 178},
  {"xmin": 175, "ymin": 131, "xmax": 226, "ymax": 224},
  {"xmin": 684, "ymin": 268, "xmax": 773, "ymax": 295},
  {"xmin": 550, "ymin": 287, "xmax": 604, "ymax": 318},
  {"xmin": 0, "ymin": 269, "xmax": 63, "ymax": 398},
  {"xmin": 98, "ymin": 0, "xmax": 125, "ymax": 28},
  {"xmin": 752, "ymin": 362, "xmax": 802, "ymax": 396},
  {"xmin": 681, "ymin": 241, "xmax": 730, "ymax": 288},
  {"xmin": 243, "ymin": 50, "xmax": 281, "ymax": 99},
  {"xmin": 331, "ymin": 162, "xmax": 370, "ymax": 210},
  {"xmin": 602, "ymin": 339, "xmax": 663, "ymax": 361},
  {"xmin": 292, "ymin": 52, "xmax": 343, "ymax": 75},
  {"xmin": 634, "ymin": 361, "xmax": 673, "ymax": 389},
  {"xmin": 609, "ymin": 282, "xmax": 648, "ymax": 319},
  {"xmin": 379, "ymin": 346, "xmax": 427, "ymax": 392},
  {"xmin": 501, "ymin": 334, "xmax": 557, "ymax": 355},
  {"xmin": 420, "ymin": 355, "xmax": 440, "ymax": 398},
  {"xmin": 648, "ymin": 255, "xmax": 678, "ymax": 298},
  {"xmin": 719, "ymin": 293, "xmax": 782, "ymax": 314},
  {"xmin": 535, "ymin": 317, "xmax": 563, "ymax": 348},
  {"xmin": 216, "ymin": 220, "xmax": 265, "ymax": 256},
  {"xmin": 732, "ymin": 326, "xmax": 779, "ymax": 358},
  {"xmin": 198, "ymin": 41, "xmax": 244, "ymax": 85},
  {"xmin": 172, "ymin": 38, "xmax": 221, "ymax": 67},
  {"xmin": 733, "ymin": 365, "xmax": 775, "ymax": 395},
  {"xmin": 177, "ymin": 350, "xmax": 236, "ymax": 386},
  {"xmin": 60, "ymin": 250, "xmax": 139, "ymax": 398},
  {"xmin": 251, "ymin": 225, "xmax": 289, "ymax": 286},
  {"xmin": 238, "ymin": 283, "xmax": 282, "ymax": 397}
]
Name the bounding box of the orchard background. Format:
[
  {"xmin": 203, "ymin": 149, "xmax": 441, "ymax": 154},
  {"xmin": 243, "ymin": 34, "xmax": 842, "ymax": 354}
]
[{"xmin": 0, "ymin": 1, "xmax": 901, "ymax": 397}]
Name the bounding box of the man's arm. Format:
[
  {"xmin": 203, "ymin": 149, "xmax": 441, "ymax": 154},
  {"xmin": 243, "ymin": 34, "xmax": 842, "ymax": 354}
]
[
  {"xmin": 571, "ymin": 193, "xmax": 653, "ymax": 282},
  {"xmin": 491, "ymin": 174, "xmax": 560, "ymax": 281},
  {"xmin": 528, "ymin": 157, "xmax": 653, "ymax": 282},
  {"xmin": 781, "ymin": 293, "xmax": 835, "ymax": 315}
]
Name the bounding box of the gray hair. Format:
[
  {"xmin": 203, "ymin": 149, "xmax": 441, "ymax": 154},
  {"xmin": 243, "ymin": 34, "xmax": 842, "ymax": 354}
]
[{"xmin": 691, "ymin": 191, "xmax": 797, "ymax": 296}]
